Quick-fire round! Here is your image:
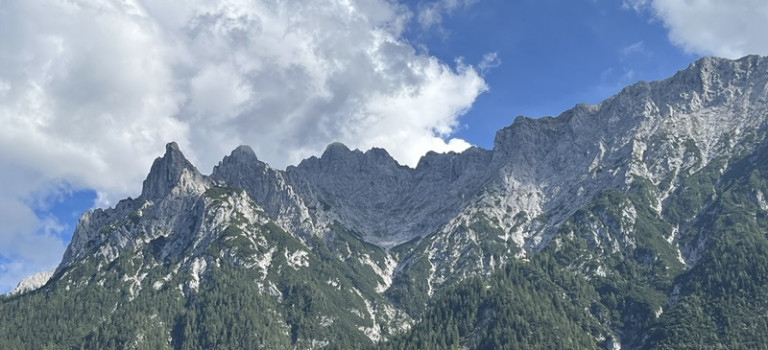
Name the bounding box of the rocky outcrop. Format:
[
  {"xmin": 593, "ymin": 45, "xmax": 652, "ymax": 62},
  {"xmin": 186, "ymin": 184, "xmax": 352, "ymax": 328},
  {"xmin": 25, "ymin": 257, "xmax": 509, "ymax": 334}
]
[
  {"xmin": 8, "ymin": 270, "xmax": 53, "ymax": 296},
  {"xmin": 59, "ymin": 142, "xmax": 211, "ymax": 269}
]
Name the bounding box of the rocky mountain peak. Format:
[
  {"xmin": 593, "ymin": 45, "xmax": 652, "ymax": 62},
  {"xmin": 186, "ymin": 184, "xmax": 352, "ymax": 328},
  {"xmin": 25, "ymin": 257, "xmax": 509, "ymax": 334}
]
[
  {"xmin": 8, "ymin": 270, "xmax": 53, "ymax": 296},
  {"xmin": 492, "ymin": 56, "xmax": 768, "ymax": 163},
  {"xmin": 140, "ymin": 142, "xmax": 204, "ymax": 200},
  {"xmin": 364, "ymin": 147, "xmax": 401, "ymax": 165},
  {"xmin": 211, "ymin": 144, "xmax": 313, "ymax": 235},
  {"xmin": 322, "ymin": 141, "xmax": 351, "ymax": 157},
  {"xmin": 296, "ymin": 142, "xmax": 403, "ymax": 176},
  {"xmin": 212, "ymin": 145, "xmax": 267, "ymax": 180},
  {"xmin": 655, "ymin": 55, "xmax": 768, "ymax": 109},
  {"xmin": 229, "ymin": 144, "xmax": 259, "ymax": 162}
]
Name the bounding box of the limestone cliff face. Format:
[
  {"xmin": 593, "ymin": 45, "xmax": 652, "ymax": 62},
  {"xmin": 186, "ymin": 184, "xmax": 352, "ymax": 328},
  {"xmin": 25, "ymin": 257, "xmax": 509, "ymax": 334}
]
[
  {"xmin": 286, "ymin": 143, "xmax": 493, "ymax": 247},
  {"xmin": 60, "ymin": 142, "xmax": 210, "ymax": 269},
  {"xmin": 62, "ymin": 56, "xmax": 768, "ymax": 274},
  {"xmin": 451, "ymin": 55, "xmax": 768, "ymax": 252}
]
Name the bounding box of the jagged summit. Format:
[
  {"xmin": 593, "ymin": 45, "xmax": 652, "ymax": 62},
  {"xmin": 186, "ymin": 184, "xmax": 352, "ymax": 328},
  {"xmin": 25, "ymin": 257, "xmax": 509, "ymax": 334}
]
[
  {"xmin": 140, "ymin": 142, "xmax": 203, "ymax": 200},
  {"xmin": 60, "ymin": 55, "xmax": 768, "ymax": 266},
  {"xmin": 213, "ymin": 145, "xmax": 264, "ymax": 175},
  {"xmin": 166, "ymin": 141, "xmax": 180, "ymax": 152},
  {"xmin": 211, "ymin": 145, "xmax": 267, "ymax": 182},
  {"xmin": 322, "ymin": 141, "xmax": 351, "ymax": 156},
  {"xmin": 311, "ymin": 142, "xmax": 402, "ymax": 168},
  {"xmin": 229, "ymin": 144, "xmax": 258, "ymax": 160},
  {"xmin": 493, "ymin": 55, "xmax": 768, "ymax": 157}
]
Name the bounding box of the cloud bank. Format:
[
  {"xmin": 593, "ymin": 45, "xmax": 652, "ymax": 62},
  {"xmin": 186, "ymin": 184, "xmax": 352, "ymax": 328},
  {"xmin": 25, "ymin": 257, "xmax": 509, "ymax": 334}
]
[
  {"xmin": 626, "ymin": 0, "xmax": 768, "ymax": 58},
  {"xmin": 0, "ymin": 0, "xmax": 487, "ymax": 291}
]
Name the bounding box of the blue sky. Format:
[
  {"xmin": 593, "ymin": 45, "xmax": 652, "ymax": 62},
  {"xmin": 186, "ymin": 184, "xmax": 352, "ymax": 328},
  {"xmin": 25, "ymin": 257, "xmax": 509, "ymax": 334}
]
[
  {"xmin": 407, "ymin": 0, "xmax": 699, "ymax": 148},
  {"xmin": 1, "ymin": 0, "xmax": 767, "ymax": 292}
]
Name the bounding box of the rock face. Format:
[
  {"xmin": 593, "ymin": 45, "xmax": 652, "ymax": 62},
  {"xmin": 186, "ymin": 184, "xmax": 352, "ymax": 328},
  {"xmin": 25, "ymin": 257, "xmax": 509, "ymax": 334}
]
[
  {"xmin": 7, "ymin": 55, "xmax": 768, "ymax": 349},
  {"xmin": 60, "ymin": 56, "xmax": 768, "ymax": 270},
  {"xmin": 287, "ymin": 143, "xmax": 494, "ymax": 247},
  {"xmin": 60, "ymin": 142, "xmax": 210, "ymax": 268},
  {"xmin": 486, "ymin": 55, "xmax": 768, "ymax": 244},
  {"xmin": 8, "ymin": 270, "xmax": 53, "ymax": 296}
]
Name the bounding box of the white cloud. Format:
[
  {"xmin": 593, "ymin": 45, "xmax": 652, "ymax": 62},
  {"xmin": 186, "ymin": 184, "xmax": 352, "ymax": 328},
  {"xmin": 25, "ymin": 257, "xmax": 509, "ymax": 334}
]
[
  {"xmin": 621, "ymin": 41, "xmax": 645, "ymax": 57},
  {"xmin": 0, "ymin": 0, "xmax": 488, "ymax": 290},
  {"xmin": 627, "ymin": 0, "xmax": 768, "ymax": 58},
  {"xmin": 0, "ymin": 182, "xmax": 68, "ymax": 293},
  {"xmin": 417, "ymin": 0, "xmax": 480, "ymax": 31},
  {"xmin": 622, "ymin": 0, "xmax": 649, "ymax": 12},
  {"xmin": 478, "ymin": 52, "xmax": 501, "ymax": 76}
]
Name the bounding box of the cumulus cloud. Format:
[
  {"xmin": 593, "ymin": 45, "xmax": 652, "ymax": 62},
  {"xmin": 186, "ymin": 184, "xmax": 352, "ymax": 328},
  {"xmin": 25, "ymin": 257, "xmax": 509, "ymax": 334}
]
[
  {"xmin": 0, "ymin": 0, "xmax": 488, "ymax": 290},
  {"xmin": 626, "ymin": 0, "xmax": 768, "ymax": 58}
]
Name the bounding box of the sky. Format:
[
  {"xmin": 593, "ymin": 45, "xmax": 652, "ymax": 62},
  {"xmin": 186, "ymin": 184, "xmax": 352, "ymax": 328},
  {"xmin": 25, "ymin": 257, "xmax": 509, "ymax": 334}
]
[{"xmin": 1, "ymin": 0, "xmax": 768, "ymax": 293}]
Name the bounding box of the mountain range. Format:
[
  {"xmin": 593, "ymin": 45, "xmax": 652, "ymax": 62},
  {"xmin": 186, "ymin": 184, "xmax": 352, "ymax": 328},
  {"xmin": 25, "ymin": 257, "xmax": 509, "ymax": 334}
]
[{"xmin": 4, "ymin": 55, "xmax": 768, "ymax": 349}]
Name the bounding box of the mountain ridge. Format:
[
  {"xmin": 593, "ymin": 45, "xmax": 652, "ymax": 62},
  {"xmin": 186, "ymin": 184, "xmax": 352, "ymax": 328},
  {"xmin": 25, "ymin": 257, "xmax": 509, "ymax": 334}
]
[
  {"xmin": 5, "ymin": 55, "xmax": 768, "ymax": 349},
  {"xmin": 58, "ymin": 55, "xmax": 768, "ymax": 266}
]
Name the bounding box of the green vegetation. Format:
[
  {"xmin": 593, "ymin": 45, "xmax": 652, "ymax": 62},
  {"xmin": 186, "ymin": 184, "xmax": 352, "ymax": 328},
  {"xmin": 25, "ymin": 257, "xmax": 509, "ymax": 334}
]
[{"xmin": 382, "ymin": 261, "xmax": 605, "ymax": 350}]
